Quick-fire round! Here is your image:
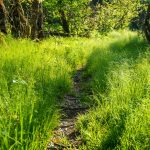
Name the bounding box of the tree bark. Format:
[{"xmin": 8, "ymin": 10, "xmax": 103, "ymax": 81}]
[
  {"xmin": 57, "ymin": 0, "xmax": 70, "ymax": 35},
  {"xmin": 9, "ymin": 0, "xmax": 30, "ymax": 38},
  {"xmin": 0, "ymin": 0, "xmax": 7, "ymax": 34},
  {"xmin": 59, "ymin": 10, "xmax": 70, "ymax": 34},
  {"xmin": 31, "ymin": 0, "xmax": 44, "ymax": 39},
  {"xmin": 144, "ymin": 4, "xmax": 150, "ymax": 43},
  {"xmin": 91, "ymin": 0, "xmax": 104, "ymax": 5}
]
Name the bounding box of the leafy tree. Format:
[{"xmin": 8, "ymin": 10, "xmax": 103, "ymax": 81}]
[
  {"xmin": 95, "ymin": 0, "xmax": 142, "ymax": 33},
  {"xmin": 0, "ymin": 0, "xmax": 147, "ymax": 38},
  {"xmin": 43, "ymin": 0, "xmax": 96, "ymax": 36},
  {"xmin": 43, "ymin": 0, "xmax": 143, "ymax": 36}
]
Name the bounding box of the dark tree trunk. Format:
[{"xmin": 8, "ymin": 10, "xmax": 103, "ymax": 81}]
[
  {"xmin": 37, "ymin": 2, "xmax": 44, "ymax": 39},
  {"xmin": 57, "ymin": 0, "xmax": 70, "ymax": 35},
  {"xmin": 31, "ymin": 0, "xmax": 44, "ymax": 39},
  {"xmin": 91, "ymin": 0, "xmax": 103, "ymax": 5},
  {"xmin": 144, "ymin": 4, "xmax": 150, "ymax": 43},
  {"xmin": 31, "ymin": 0, "xmax": 38, "ymax": 39},
  {"xmin": 59, "ymin": 10, "xmax": 70, "ymax": 34},
  {"xmin": 0, "ymin": 0, "xmax": 7, "ymax": 34},
  {"xmin": 9, "ymin": 0, "xmax": 30, "ymax": 38}
]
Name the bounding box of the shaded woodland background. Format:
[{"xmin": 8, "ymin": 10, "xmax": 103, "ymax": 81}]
[{"xmin": 0, "ymin": 0, "xmax": 150, "ymax": 40}]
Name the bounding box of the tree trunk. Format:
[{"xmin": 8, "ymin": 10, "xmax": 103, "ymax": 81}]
[
  {"xmin": 144, "ymin": 4, "xmax": 150, "ymax": 43},
  {"xmin": 57, "ymin": 0, "xmax": 70, "ymax": 35},
  {"xmin": 31, "ymin": 0, "xmax": 44, "ymax": 39},
  {"xmin": 91, "ymin": 0, "xmax": 104, "ymax": 5},
  {"xmin": 31, "ymin": 0, "xmax": 38, "ymax": 39},
  {"xmin": 9, "ymin": 0, "xmax": 30, "ymax": 38},
  {"xmin": 0, "ymin": 0, "xmax": 7, "ymax": 34},
  {"xmin": 59, "ymin": 10, "xmax": 70, "ymax": 34}
]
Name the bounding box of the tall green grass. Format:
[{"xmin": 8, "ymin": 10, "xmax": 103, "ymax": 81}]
[
  {"xmin": 0, "ymin": 36, "xmax": 96, "ymax": 149},
  {"xmin": 1, "ymin": 31, "xmax": 149, "ymax": 150},
  {"xmin": 77, "ymin": 31, "xmax": 150, "ymax": 150}
]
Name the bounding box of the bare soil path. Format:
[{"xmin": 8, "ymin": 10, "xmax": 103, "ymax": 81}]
[{"xmin": 47, "ymin": 68, "xmax": 89, "ymax": 150}]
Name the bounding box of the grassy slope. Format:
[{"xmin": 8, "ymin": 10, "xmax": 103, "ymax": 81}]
[
  {"xmin": 77, "ymin": 31, "xmax": 150, "ymax": 150},
  {"xmin": 0, "ymin": 36, "xmax": 97, "ymax": 149}
]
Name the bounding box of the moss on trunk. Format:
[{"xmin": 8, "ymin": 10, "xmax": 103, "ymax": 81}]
[
  {"xmin": 9, "ymin": 0, "xmax": 30, "ymax": 38},
  {"xmin": 31, "ymin": 0, "xmax": 44, "ymax": 39},
  {"xmin": 0, "ymin": 0, "xmax": 7, "ymax": 34}
]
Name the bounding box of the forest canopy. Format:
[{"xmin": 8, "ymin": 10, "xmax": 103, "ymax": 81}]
[{"xmin": 0, "ymin": 0, "xmax": 149, "ymax": 39}]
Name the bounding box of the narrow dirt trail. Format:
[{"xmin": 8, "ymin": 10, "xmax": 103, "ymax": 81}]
[{"xmin": 47, "ymin": 68, "xmax": 89, "ymax": 150}]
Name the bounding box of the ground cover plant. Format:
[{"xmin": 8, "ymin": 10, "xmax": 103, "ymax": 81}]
[
  {"xmin": 0, "ymin": 36, "xmax": 97, "ymax": 149},
  {"xmin": 76, "ymin": 31, "xmax": 150, "ymax": 150},
  {"xmin": 0, "ymin": 30, "xmax": 150, "ymax": 149}
]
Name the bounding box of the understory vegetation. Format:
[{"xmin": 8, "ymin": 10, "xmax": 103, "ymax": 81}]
[
  {"xmin": 77, "ymin": 31, "xmax": 150, "ymax": 150},
  {"xmin": 0, "ymin": 31, "xmax": 149, "ymax": 149},
  {"xmin": 0, "ymin": 37, "xmax": 95, "ymax": 149}
]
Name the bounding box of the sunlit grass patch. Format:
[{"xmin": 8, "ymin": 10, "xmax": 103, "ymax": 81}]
[
  {"xmin": 0, "ymin": 36, "xmax": 96, "ymax": 149},
  {"xmin": 77, "ymin": 31, "xmax": 150, "ymax": 150},
  {"xmin": 0, "ymin": 31, "xmax": 149, "ymax": 149}
]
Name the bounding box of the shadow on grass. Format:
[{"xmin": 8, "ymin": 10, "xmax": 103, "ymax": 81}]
[
  {"xmin": 0, "ymin": 62, "xmax": 70, "ymax": 149},
  {"xmin": 100, "ymin": 110, "xmax": 127, "ymax": 150},
  {"xmin": 81, "ymin": 34, "xmax": 149, "ymax": 149},
  {"xmin": 85, "ymin": 35, "xmax": 148, "ymax": 94}
]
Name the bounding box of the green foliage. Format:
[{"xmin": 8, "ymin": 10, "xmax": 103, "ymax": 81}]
[
  {"xmin": 76, "ymin": 31, "xmax": 150, "ymax": 149},
  {"xmin": 0, "ymin": 32, "xmax": 5, "ymax": 44},
  {"xmin": 43, "ymin": 0, "xmax": 143, "ymax": 35},
  {"xmin": 1, "ymin": 30, "xmax": 149, "ymax": 149},
  {"xmin": 43, "ymin": 0, "xmax": 93, "ymax": 36},
  {"xmin": 3, "ymin": 0, "xmax": 146, "ymax": 37},
  {"xmin": 97, "ymin": 0, "xmax": 143, "ymax": 33},
  {"xmin": 0, "ymin": 36, "xmax": 96, "ymax": 149}
]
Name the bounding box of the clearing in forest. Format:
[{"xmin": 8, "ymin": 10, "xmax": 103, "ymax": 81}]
[{"xmin": 0, "ymin": 31, "xmax": 150, "ymax": 150}]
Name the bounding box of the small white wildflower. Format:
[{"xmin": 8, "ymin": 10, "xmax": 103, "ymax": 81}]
[
  {"xmin": 13, "ymin": 80, "xmax": 17, "ymax": 83},
  {"xmin": 12, "ymin": 79, "xmax": 27, "ymax": 85}
]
